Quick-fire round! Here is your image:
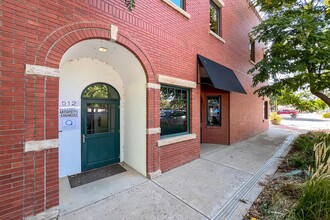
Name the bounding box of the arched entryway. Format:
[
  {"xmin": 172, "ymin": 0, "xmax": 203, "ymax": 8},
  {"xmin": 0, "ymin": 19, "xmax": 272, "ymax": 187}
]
[
  {"xmin": 59, "ymin": 39, "xmax": 147, "ymax": 177},
  {"xmin": 81, "ymin": 83, "xmax": 120, "ymax": 171}
]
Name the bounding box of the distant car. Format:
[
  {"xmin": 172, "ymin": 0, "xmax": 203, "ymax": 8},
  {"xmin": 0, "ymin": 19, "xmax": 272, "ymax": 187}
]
[
  {"xmin": 277, "ymin": 109, "xmax": 298, "ymax": 118},
  {"xmin": 160, "ymin": 110, "xmax": 187, "ymax": 127}
]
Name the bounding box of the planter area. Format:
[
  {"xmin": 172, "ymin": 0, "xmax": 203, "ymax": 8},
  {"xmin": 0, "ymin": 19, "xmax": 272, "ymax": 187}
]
[{"xmin": 244, "ymin": 132, "xmax": 330, "ymax": 220}]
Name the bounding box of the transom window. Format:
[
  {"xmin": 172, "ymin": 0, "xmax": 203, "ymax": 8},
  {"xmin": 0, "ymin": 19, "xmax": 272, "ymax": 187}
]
[
  {"xmin": 82, "ymin": 83, "xmax": 119, "ymax": 99},
  {"xmin": 207, "ymin": 96, "xmax": 221, "ymax": 126},
  {"xmin": 171, "ymin": 0, "xmax": 185, "ymax": 9},
  {"xmin": 160, "ymin": 85, "xmax": 190, "ymax": 137},
  {"xmin": 210, "ymin": 1, "xmax": 221, "ymax": 36}
]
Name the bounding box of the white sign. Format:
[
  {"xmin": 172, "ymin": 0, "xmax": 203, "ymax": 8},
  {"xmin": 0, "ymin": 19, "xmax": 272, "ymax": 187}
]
[
  {"xmin": 59, "ymin": 108, "xmax": 79, "ymax": 118},
  {"xmin": 59, "ymin": 105, "xmax": 80, "ymax": 131}
]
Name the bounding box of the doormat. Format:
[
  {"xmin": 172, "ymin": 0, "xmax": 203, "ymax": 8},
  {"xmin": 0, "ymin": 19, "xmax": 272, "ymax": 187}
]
[{"xmin": 68, "ymin": 164, "xmax": 126, "ymax": 188}]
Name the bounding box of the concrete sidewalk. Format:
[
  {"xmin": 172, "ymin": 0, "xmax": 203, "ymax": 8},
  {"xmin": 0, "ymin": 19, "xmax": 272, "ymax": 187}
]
[{"xmin": 59, "ymin": 128, "xmax": 296, "ymax": 220}]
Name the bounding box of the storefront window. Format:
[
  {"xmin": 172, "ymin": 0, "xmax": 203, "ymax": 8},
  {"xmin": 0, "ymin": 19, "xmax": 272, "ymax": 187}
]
[
  {"xmin": 160, "ymin": 85, "xmax": 190, "ymax": 137},
  {"xmin": 207, "ymin": 96, "xmax": 221, "ymax": 126}
]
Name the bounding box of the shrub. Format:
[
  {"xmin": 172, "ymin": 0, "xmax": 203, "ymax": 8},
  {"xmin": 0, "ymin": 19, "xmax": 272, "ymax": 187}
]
[
  {"xmin": 270, "ymin": 112, "xmax": 282, "ymax": 123},
  {"xmin": 309, "ymin": 142, "xmax": 330, "ymax": 177},
  {"xmin": 322, "ymin": 112, "xmax": 330, "ymax": 118},
  {"xmin": 289, "ymin": 132, "xmax": 330, "ymax": 170},
  {"xmin": 291, "ymin": 137, "xmax": 330, "ymax": 220},
  {"xmin": 291, "ymin": 176, "xmax": 330, "ymax": 220}
]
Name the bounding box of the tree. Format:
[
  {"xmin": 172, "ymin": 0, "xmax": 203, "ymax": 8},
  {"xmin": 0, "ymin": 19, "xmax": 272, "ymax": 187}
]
[
  {"xmin": 277, "ymin": 89, "xmax": 327, "ymax": 112},
  {"xmin": 249, "ymin": 0, "xmax": 330, "ymax": 107}
]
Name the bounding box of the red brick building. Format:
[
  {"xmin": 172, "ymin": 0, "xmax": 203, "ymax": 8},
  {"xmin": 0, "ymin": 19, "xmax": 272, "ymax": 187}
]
[{"xmin": 0, "ymin": 0, "xmax": 268, "ymax": 218}]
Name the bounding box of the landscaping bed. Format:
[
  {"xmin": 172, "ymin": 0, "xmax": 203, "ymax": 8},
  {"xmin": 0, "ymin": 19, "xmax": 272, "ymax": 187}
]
[{"xmin": 243, "ymin": 132, "xmax": 330, "ymax": 220}]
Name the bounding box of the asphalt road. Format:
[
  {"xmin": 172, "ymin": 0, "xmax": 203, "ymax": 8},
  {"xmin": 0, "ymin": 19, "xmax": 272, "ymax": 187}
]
[{"xmin": 276, "ymin": 113, "xmax": 330, "ymax": 131}]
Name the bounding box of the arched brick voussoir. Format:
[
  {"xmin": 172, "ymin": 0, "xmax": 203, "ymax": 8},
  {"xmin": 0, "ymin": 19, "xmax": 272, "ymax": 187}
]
[
  {"xmin": 35, "ymin": 21, "xmax": 110, "ymax": 66},
  {"xmin": 34, "ymin": 22, "xmax": 156, "ymax": 83},
  {"xmin": 43, "ymin": 29, "xmax": 110, "ymax": 68}
]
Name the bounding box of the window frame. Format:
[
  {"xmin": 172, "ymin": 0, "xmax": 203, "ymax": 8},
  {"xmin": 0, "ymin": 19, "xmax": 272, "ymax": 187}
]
[
  {"xmin": 210, "ymin": 0, "xmax": 221, "ymax": 37},
  {"xmin": 160, "ymin": 85, "xmax": 190, "ymax": 139},
  {"xmin": 171, "ymin": 0, "xmax": 185, "ymax": 10},
  {"xmin": 206, "ymin": 96, "xmax": 221, "ymax": 127},
  {"xmin": 162, "ymin": 0, "xmax": 190, "ymax": 18},
  {"xmin": 250, "ymin": 38, "xmax": 256, "ymax": 63},
  {"xmin": 263, "ymin": 101, "xmax": 269, "ymax": 120}
]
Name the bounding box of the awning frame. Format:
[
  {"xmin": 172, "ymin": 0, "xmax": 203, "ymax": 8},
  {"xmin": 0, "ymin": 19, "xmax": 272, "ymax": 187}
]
[{"xmin": 197, "ymin": 54, "xmax": 247, "ymax": 94}]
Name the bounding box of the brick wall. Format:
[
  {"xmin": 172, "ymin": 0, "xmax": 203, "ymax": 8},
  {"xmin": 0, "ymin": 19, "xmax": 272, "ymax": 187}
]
[{"xmin": 0, "ymin": 0, "xmax": 266, "ymax": 218}]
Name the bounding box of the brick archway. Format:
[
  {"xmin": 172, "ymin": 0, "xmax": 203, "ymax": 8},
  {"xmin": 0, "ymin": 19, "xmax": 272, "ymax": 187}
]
[
  {"xmin": 34, "ymin": 21, "xmax": 156, "ymax": 83},
  {"xmin": 22, "ymin": 22, "xmax": 162, "ymax": 218}
]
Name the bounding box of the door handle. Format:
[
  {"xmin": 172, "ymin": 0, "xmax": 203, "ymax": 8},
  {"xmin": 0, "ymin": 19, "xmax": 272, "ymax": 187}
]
[{"xmin": 82, "ymin": 134, "xmax": 86, "ymax": 143}]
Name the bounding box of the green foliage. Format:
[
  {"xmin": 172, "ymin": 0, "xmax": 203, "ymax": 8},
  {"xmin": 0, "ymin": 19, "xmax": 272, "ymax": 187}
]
[
  {"xmin": 290, "ymin": 133, "xmax": 330, "ymax": 220},
  {"xmin": 277, "ymin": 89, "xmax": 327, "ymax": 112},
  {"xmin": 127, "ymin": 0, "xmax": 135, "ymax": 11},
  {"xmin": 289, "ymin": 132, "xmax": 330, "ymax": 169},
  {"xmin": 82, "ymin": 84, "xmax": 110, "ymax": 98},
  {"xmin": 249, "ymin": 0, "xmax": 330, "ymax": 107},
  {"xmin": 290, "ymin": 176, "xmax": 330, "ymax": 220},
  {"xmin": 210, "ymin": 6, "xmax": 218, "ymax": 34}
]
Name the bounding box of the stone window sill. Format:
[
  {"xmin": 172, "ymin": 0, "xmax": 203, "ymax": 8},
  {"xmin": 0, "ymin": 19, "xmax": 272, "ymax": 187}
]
[
  {"xmin": 162, "ymin": 0, "xmax": 191, "ymax": 19},
  {"xmin": 209, "ymin": 30, "xmax": 225, "ymax": 44},
  {"xmin": 158, "ymin": 75, "xmax": 196, "ymax": 89},
  {"xmin": 158, "ymin": 133, "xmax": 196, "ymax": 147},
  {"xmin": 213, "ymin": 0, "xmax": 225, "ymax": 7},
  {"xmin": 249, "ymin": 60, "xmax": 256, "ymax": 65}
]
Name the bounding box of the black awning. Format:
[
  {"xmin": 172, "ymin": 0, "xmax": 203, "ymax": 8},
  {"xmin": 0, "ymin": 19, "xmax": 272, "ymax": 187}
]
[{"xmin": 198, "ymin": 54, "xmax": 247, "ymax": 94}]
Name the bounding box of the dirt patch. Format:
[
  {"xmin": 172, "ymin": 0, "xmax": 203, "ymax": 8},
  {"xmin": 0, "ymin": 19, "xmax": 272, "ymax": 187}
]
[{"xmin": 243, "ymin": 145, "xmax": 307, "ymax": 220}]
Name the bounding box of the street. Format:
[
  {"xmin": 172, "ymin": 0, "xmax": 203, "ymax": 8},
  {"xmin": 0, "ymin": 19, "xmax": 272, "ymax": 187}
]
[{"xmin": 276, "ymin": 113, "xmax": 330, "ymax": 131}]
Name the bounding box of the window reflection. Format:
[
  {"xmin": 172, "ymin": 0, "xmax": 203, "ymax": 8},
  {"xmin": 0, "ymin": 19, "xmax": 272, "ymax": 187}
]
[
  {"xmin": 160, "ymin": 86, "xmax": 189, "ymax": 136},
  {"xmin": 210, "ymin": 1, "xmax": 221, "ymax": 36},
  {"xmin": 82, "ymin": 83, "xmax": 119, "ymax": 99},
  {"xmin": 207, "ymin": 96, "xmax": 221, "ymax": 126},
  {"xmin": 86, "ymin": 103, "xmax": 116, "ymax": 134}
]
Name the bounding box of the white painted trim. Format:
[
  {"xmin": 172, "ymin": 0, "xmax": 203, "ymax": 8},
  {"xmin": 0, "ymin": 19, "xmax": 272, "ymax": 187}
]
[
  {"xmin": 157, "ymin": 133, "xmax": 196, "ymax": 147},
  {"xmin": 146, "ymin": 128, "xmax": 161, "ymax": 135},
  {"xmin": 158, "ymin": 75, "xmax": 196, "ymax": 88},
  {"xmin": 146, "ymin": 83, "xmax": 161, "ymax": 90},
  {"xmin": 25, "ymin": 64, "xmax": 60, "ymax": 77},
  {"xmin": 212, "ymin": 0, "xmax": 225, "ymax": 8},
  {"xmin": 24, "ymin": 139, "xmax": 59, "ymax": 152},
  {"xmin": 209, "ymin": 30, "xmax": 225, "ymax": 44},
  {"xmin": 148, "ymin": 169, "xmax": 162, "ymax": 179},
  {"xmin": 25, "ymin": 206, "xmax": 59, "ymax": 220},
  {"xmin": 110, "ymin": 25, "xmax": 118, "ymax": 42},
  {"xmin": 162, "ymin": 0, "xmax": 191, "ymax": 19}
]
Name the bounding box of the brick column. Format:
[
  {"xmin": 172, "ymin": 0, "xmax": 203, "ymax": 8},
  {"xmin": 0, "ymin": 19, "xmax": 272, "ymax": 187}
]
[{"xmin": 23, "ymin": 65, "xmax": 60, "ymax": 219}]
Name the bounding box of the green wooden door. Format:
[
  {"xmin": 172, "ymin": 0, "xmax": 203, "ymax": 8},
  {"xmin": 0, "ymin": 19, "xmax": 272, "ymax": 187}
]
[{"xmin": 81, "ymin": 100, "xmax": 119, "ymax": 171}]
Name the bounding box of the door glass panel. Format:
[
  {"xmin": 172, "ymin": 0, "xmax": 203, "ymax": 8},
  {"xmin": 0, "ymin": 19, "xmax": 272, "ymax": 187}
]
[
  {"xmin": 207, "ymin": 96, "xmax": 221, "ymax": 126},
  {"xmin": 82, "ymin": 83, "xmax": 119, "ymax": 99},
  {"xmin": 87, "ymin": 103, "xmax": 110, "ymax": 134},
  {"xmin": 83, "ymin": 84, "xmax": 109, "ymax": 98}
]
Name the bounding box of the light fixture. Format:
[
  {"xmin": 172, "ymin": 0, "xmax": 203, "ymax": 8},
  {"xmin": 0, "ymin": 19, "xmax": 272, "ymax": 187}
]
[{"xmin": 98, "ymin": 47, "xmax": 108, "ymax": 52}]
